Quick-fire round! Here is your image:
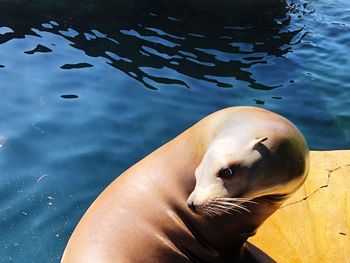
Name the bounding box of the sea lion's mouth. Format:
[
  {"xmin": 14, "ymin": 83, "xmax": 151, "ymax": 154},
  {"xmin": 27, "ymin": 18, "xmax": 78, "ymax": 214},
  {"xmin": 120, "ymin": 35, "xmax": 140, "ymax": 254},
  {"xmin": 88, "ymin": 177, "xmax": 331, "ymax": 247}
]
[{"xmin": 234, "ymin": 192, "xmax": 244, "ymax": 199}]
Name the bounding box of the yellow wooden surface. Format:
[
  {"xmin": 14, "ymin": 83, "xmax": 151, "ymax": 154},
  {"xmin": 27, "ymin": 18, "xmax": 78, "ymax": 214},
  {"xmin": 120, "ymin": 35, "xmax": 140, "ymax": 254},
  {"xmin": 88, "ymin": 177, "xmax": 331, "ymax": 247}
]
[{"xmin": 250, "ymin": 150, "xmax": 350, "ymax": 263}]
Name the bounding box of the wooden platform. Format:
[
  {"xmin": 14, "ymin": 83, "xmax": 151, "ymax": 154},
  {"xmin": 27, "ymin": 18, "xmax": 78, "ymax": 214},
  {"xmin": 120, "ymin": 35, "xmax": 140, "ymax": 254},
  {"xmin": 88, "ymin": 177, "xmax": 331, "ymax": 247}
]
[{"xmin": 249, "ymin": 150, "xmax": 350, "ymax": 262}]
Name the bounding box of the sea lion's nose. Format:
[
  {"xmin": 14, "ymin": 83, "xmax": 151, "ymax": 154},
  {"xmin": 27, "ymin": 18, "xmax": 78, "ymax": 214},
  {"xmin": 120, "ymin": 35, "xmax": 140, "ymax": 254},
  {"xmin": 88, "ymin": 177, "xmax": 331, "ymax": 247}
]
[
  {"xmin": 187, "ymin": 200, "xmax": 196, "ymax": 211},
  {"xmin": 187, "ymin": 195, "xmax": 196, "ymax": 211}
]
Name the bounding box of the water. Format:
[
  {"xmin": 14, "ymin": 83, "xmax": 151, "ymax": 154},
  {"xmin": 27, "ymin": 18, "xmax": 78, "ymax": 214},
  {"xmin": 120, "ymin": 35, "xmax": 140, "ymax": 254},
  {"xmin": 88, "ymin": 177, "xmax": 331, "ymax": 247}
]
[{"xmin": 0, "ymin": 0, "xmax": 349, "ymax": 261}]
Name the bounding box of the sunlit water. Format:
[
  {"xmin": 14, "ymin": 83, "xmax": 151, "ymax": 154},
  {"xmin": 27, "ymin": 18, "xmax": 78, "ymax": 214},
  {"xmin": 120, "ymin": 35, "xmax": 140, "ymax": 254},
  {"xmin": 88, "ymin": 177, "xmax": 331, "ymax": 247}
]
[{"xmin": 0, "ymin": 0, "xmax": 349, "ymax": 261}]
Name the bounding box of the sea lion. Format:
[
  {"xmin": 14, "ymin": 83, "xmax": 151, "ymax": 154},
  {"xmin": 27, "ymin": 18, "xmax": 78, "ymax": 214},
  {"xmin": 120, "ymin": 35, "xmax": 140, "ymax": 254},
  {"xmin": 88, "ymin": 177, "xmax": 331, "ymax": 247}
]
[{"xmin": 61, "ymin": 106, "xmax": 309, "ymax": 263}]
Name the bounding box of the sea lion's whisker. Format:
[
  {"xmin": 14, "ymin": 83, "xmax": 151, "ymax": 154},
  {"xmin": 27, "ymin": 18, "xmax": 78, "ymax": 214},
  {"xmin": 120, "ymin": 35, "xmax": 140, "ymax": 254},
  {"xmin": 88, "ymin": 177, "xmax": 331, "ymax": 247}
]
[
  {"xmin": 201, "ymin": 205, "xmax": 217, "ymax": 215},
  {"xmin": 209, "ymin": 202, "xmax": 241, "ymax": 213},
  {"xmin": 215, "ymin": 200, "xmax": 252, "ymax": 207},
  {"xmin": 217, "ymin": 198, "xmax": 258, "ymax": 204},
  {"xmin": 209, "ymin": 203, "xmax": 231, "ymax": 210},
  {"xmin": 218, "ymin": 197, "xmax": 249, "ymax": 201},
  {"xmin": 208, "ymin": 202, "xmax": 243, "ymax": 214},
  {"xmin": 199, "ymin": 207, "xmax": 207, "ymax": 215},
  {"xmin": 204, "ymin": 209, "xmax": 214, "ymax": 217},
  {"xmin": 207, "ymin": 210, "xmax": 219, "ymax": 217},
  {"xmin": 212, "ymin": 200, "xmax": 246, "ymax": 207},
  {"xmin": 212, "ymin": 201, "xmax": 251, "ymax": 213},
  {"xmin": 214, "ymin": 198, "xmax": 256, "ymax": 208},
  {"xmin": 207, "ymin": 204, "xmax": 233, "ymax": 215},
  {"xmin": 204, "ymin": 206, "xmax": 222, "ymax": 216},
  {"xmin": 204, "ymin": 203, "xmax": 235, "ymax": 216},
  {"xmin": 217, "ymin": 197, "xmax": 255, "ymax": 202},
  {"xmin": 215, "ymin": 205, "xmax": 241, "ymax": 215}
]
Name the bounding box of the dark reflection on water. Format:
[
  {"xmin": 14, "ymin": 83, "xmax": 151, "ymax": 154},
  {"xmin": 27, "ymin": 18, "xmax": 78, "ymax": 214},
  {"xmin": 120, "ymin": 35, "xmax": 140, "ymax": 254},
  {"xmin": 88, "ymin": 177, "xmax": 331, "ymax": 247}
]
[
  {"xmin": 0, "ymin": 0, "xmax": 304, "ymax": 90},
  {"xmin": 24, "ymin": 44, "xmax": 52, "ymax": 55},
  {"xmin": 60, "ymin": 95, "xmax": 79, "ymax": 99},
  {"xmin": 60, "ymin": 63, "xmax": 93, "ymax": 70},
  {"xmin": 0, "ymin": 0, "xmax": 350, "ymax": 262}
]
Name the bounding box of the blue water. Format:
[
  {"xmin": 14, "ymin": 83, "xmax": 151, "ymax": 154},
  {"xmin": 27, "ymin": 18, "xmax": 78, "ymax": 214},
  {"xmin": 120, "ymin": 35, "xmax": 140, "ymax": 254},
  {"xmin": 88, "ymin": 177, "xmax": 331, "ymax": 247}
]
[{"xmin": 0, "ymin": 0, "xmax": 349, "ymax": 261}]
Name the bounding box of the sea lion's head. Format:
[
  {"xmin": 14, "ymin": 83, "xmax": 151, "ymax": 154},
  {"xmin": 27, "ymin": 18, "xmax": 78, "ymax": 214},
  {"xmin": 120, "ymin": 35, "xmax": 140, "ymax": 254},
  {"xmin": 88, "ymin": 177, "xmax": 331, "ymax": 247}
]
[{"xmin": 187, "ymin": 110, "xmax": 309, "ymax": 216}]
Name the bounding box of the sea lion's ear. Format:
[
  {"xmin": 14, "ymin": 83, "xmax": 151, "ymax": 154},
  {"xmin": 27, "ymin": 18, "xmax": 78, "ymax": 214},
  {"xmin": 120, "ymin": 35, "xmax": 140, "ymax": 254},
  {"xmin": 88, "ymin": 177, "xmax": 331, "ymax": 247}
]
[{"xmin": 251, "ymin": 137, "xmax": 268, "ymax": 149}]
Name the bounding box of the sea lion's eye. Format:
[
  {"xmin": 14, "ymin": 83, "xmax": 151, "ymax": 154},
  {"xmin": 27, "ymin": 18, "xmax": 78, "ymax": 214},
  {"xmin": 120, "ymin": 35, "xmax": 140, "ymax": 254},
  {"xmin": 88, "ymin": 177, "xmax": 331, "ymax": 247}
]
[{"xmin": 218, "ymin": 167, "xmax": 234, "ymax": 179}]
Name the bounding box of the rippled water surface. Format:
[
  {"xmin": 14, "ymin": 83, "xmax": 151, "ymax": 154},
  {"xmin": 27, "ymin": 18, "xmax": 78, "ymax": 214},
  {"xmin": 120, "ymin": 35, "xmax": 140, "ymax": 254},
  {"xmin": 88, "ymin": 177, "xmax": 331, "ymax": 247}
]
[{"xmin": 0, "ymin": 0, "xmax": 349, "ymax": 261}]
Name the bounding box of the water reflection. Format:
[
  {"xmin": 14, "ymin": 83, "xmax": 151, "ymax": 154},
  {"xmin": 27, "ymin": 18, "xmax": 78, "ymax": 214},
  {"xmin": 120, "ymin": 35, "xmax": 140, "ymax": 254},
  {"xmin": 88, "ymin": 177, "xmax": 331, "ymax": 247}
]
[
  {"xmin": 0, "ymin": 0, "xmax": 306, "ymax": 90},
  {"xmin": 60, "ymin": 94, "xmax": 79, "ymax": 99}
]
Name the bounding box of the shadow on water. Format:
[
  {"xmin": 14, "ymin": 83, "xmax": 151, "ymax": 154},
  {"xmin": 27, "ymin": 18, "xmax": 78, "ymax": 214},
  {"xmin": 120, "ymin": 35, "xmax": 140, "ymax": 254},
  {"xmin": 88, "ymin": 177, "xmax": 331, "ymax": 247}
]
[{"xmin": 0, "ymin": 0, "xmax": 304, "ymax": 90}]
